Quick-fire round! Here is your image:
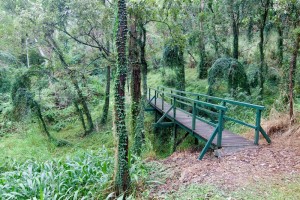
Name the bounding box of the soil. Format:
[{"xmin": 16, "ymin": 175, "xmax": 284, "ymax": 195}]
[{"xmin": 148, "ymin": 113, "xmax": 300, "ymax": 198}]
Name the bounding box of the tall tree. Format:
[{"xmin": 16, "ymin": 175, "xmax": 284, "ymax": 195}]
[
  {"xmin": 129, "ymin": 12, "xmax": 141, "ymax": 133},
  {"xmin": 257, "ymin": 0, "xmax": 271, "ymax": 97},
  {"xmin": 198, "ymin": 0, "xmax": 207, "ymax": 79},
  {"xmin": 114, "ymin": 0, "xmax": 130, "ymax": 195},
  {"xmin": 289, "ymin": 31, "xmax": 300, "ymax": 123}
]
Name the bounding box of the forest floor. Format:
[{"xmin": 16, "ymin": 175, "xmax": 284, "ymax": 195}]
[{"xmin": 146, "ymin": 113, "xmax": 300, "ymax": 199}]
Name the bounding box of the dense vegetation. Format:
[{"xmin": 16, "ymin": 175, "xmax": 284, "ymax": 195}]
[{"xmin": 0, "ymin": 0, "xmax": 300, "ymax": 199}]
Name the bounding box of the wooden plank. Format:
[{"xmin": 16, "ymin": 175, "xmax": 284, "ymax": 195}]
[{"xmin": 148, "ymin": 97, "xmax": 256, "ymax": 148}]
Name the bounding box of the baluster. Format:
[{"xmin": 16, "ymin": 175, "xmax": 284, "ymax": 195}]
[
  {"xmin": 154, "ymin": 90, "xmax": 157, "ymax": 106},
  {"xmin": 217, "ymin": 109, "xmax": 225, "ymax": 148},
  {"xmin": 254, "ymin": 109, "xmax": 261, "ymax": 145},
  {"xmin": 174, "ymin": 97, "xmax": 177, "ymax": 118},
  {"xmin": 162, "ymin": 92, "xmax": 165, "ymax": 110},
  {"xmin": 192, "ymin": 101, "xmax": 196, "ymax": 130}
]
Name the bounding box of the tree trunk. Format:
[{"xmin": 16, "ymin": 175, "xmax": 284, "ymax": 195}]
[
  {"xmin": 289, "ymin": 33, "xmax": 300, "ymax": 123},
  {"xmin": 277, "ymin": 25, "xmax": 284, "ymax": 68},
  {"xmin": 114, "ymin": 0, "xmax": 130, "ymax": 195},
  {"xmin": 258, "ymin": 0, "xmax": 270, "ymax": 97},
  {"xmin": 46, "ymin": 35, "xmax": 94, "ymax": 135},
  {"xmin": 198, "ymin": 0, "xmax": 207, "ymax": 79},
  {"xmin": 232, "ymin": 15, "xmax": 239, "ymax": 59},
  {"xmin": 72, "ymin": 77, "xmax": 94, "ymax": 135},
  {"xmin": 100, "ymin": 65, "xmax": 111, "ymax": 125},
  {"xmin": 259, "ymin": 25, "xmax": 265, "ymax": 97},
  {"xmin": 33, "ymin": 101, "xmax": 52, "ymax": 140},
  {"xmin": 129, "ymin": 14, "xmax": 141, "ymax": 132},
  {"xmin": 229, "ymin": 1, "xmax": 239, "ymax": 60},
  {"xmin": 74, "ymin": 100, "xmax": 87, "ymax": 132},
  {"xmin": 208, "ymin": 2, "xmax": 219, "ymax": 57},
  {"xmin": 176, "ymin": 50, "xmax": 186, "ymax": 91},
  {"xmin": 133, "ymin": 24, "xmax": 147, "ymax": 156}
]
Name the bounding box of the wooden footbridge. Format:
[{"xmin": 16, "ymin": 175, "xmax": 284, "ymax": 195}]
[{"xmin": 147, "ymin": 86, "xmax": 271, "ymax": 160}]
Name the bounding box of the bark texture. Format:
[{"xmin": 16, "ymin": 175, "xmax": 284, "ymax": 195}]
[{"xmin": 114, "ymin": 0, "xmax": 130, "ymax": 195}]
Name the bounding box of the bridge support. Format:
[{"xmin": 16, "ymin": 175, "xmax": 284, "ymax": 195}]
[
  {"xmin": 172, "ymin": 124, "xmax": 178, "ymax": 152},
  {"xmin": 199, "ymin": 126, "xmax": 219, "ymax": 160}
]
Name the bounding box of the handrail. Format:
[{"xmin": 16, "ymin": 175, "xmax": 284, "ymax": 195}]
[{"xmin": 158, "ymin": 86, "xmax": 265, "ymax": 110}]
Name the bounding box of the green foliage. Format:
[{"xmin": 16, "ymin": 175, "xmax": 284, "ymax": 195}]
[
  {"xmin": 163, "ymin": 40, "xmax": 185, "ymax": 91},
  {"xmin": 0, "ymin": 149, "xmax": 114, "ymax": 199},
  {"xmin": 247, "ymin": 64, "xmax": 259, "ymax": 88},
  {"xmin": 0, "ymin": 68, "xmax": 11, "ymax": 93},
  {"xmin": 208, "ymin": 58, "xmax": 250, "ymax": 96},
  {"xmin": 18, "ymin": 50, "xmax": 45, "ymax": 67}
]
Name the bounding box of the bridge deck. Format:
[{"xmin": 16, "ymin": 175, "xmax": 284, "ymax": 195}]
[{"xmin": 150, "ymin": 98, "xmax": 256, "ymax": 147}]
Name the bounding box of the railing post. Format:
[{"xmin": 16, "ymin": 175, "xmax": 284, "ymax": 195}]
[
  {"xmin": 148, "ymin": 88, "xmax": 150, "ymax": 100},
  {"xmin": 192, "ymin": 101, "xmax": 196, "ymax": 130},
  {"xmin": 217, "ymin": 109, "xmax": 225, "ymax": 148},
  {"xmin": 171, "ymin": 90, "xmax": 173, "ymax": 104},
  {"xmin": 173, "ymin": 97, "xmax": 177, "ymax": 118},
  {"xmin": 154, "ymin": 90, "xmax": 157, "ymax": 106},
  {"xmin": 162, "ymin": 93, "xmax": 165, "ymax": 111},
  {"xmin": 254, "ymin": 109, "xmax": 261, "ymax": 145}
]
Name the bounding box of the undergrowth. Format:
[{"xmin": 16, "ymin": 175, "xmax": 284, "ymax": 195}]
[
  {"xmin": 0, "ymin": 148, "xmax": 150, "ymax": 200},
  {"xmin": 0, "ymin": 149, "xmax": 113, "ymax": 199}
]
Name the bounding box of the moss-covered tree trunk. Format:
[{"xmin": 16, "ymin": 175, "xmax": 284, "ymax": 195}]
[
  {"xmin": 100, "ymin": 65, "xmax": 111, "ymax": 125},
  {"xmin": 72, "ymin": 78, "xmax": 94, "ymax": 135},
  {"xmin": 289, "ymin": 33, "xmax": 300, "ymax": 123},
  {"xmin": 129, "ymin": 14, "xmax": 141, "ymax": 132},
  {"xmin": 114, "ymin": 0, "xmax": 130, "ymax": 195},
  {"xmin": 133, "ymin": 24, "xmax": 147, "ymax": 156}
]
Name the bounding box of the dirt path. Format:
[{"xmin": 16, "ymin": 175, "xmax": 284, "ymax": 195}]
[{"xmin": 147, "ymin": 114, "xmax": 300, "ymax": 198}]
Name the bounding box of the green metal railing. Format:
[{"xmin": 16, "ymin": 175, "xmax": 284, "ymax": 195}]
[{"xmin": 156, "ymin": 86, "xmax": 271, "ymax": 145}]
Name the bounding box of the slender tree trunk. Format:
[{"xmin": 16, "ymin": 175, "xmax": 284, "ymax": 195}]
[
  {"xmin": 277, "ymin": 25, "xmax": 284, "ymax": 68},
  {"xmin": 74, "ymin": 100, "xmax": 87, "ymax": 132},
  {"xmin": 232, "ymin": 16, "xmax": 239, "ymax": 59},
  {"xmin": 247, "ymin": 16, "xmax": 254, "ymax": 42},
  {"xmin": 46, "ymin": 35, "xmax": 94, "ymax": 135},
  {"xmin": 289, "ymin": 33, "xmax": 300, "ymax": 123},
  {"xmin": 229, "ymin": 0, "xmax": 239, "ymax": 60},
  {"xmin": 198, "ymin": 0, "xmax": 207, "ymax": 79},
  {"xmin": 133, "ymin": 25, "xmax": 147, "ymax": 156},
  {"xmin": 26, "ymin": 37, "xmax": 30, "ymax": 68},
  {"xmin": 208, "ymin": 2, "xmax": 219, "ymax": 57},
  {"xmin": 33, "ymin": 101, "xmax": 52, "ymax": 140},
  {"xmin": 129, "ymin": 14, "xmax": 141, "ymax": 132},
  {"xmin": 72, "ymin": 77, "xmax": 94, "ymax": 135},
  {"xmin": 100, "ymin": 65, "xmax": 111, "ymax": 125},
  {"xmin": 114, "ymin": 0, "xmax": 130, "ymax": 195},
  {"xmin": 176, "ymin": 50, "xmax": 186, "ymax": 91},
  {"xmin": 258, "ymin": 0, "xmax": 270, "ymax": 97},
  {"xmin": 259, "ymin": 25, "xmax": 265, "ymax": 96}
]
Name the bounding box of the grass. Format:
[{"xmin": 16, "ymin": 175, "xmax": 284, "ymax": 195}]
[
  {"xmin": 152, "ymin": 176, "xmax": 300, "ymax": 200},
  {"xmin": 0, "ymin": 118, "xmax": 114, "ymax": 163}
]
